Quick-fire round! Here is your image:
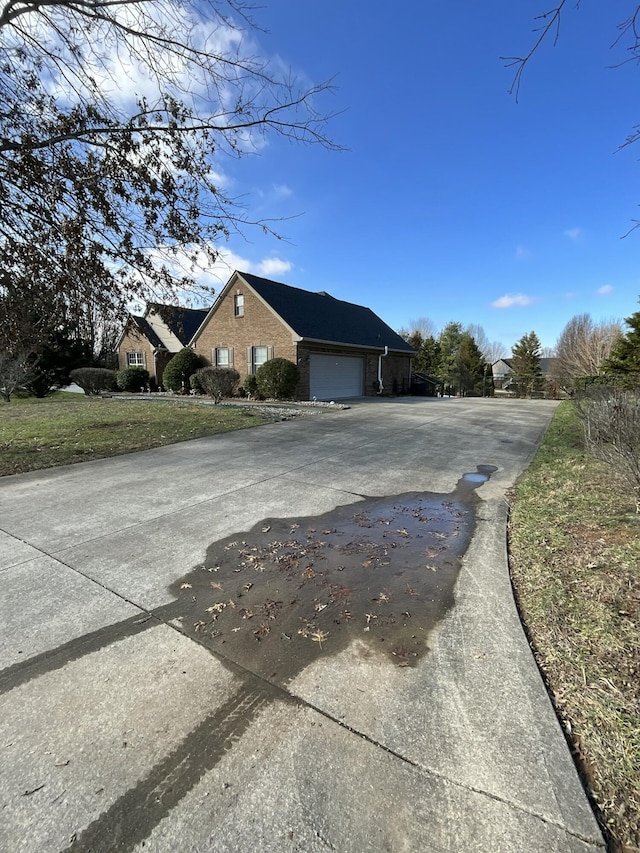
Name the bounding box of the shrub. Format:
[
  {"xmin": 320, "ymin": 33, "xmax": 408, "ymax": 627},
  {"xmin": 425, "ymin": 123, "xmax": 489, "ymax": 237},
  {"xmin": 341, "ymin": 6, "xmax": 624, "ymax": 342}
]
[
  {"xmin": 574, "ymin": 386, "xmax": 640, "ymax": 508},
  {"xmin": 162, "ymin": 348, "xmax": 202, "ymax": 393},
  {"xmin": 70, "ymin": 367, "xmax": 118, "ymax": 395},
  {"xmin": 189, "ymin": 372, "xmax": 203, "ymax": 395},
  {"xmin": 116, "ymin": 366, "xmax": 149, "ymax": 392},
  {"xmin": 194, "ymin": 366, "xmax": 240, "ymax": 403},
  {"xmin": 255, "ymin": 358, "xmax": 298, "ymax": 400},
  {"xmin": 242, "ymin": 373, "xmax": 259, "ymax": 398}
]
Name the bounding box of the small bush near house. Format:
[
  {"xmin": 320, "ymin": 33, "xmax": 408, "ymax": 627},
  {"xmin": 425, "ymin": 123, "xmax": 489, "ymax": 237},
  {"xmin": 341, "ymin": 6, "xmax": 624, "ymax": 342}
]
[
  {"xmin": 163, "ymin": 348, "xmax": 202, "ymax": 393},
  {"xmin": 242, "ymin": 373, "xmax": 259, "ymax": 398},
  {"xmin": 255, "ymin": 357, "xmax": 298, "ymax": 400},
  {"xmin": 194, "ymin": 366, "xmax": 240, "ymax": 403},
  {"xmin": 189, "ymin": 372, "xmax": 203, "ymax": 395},
  {"xmin": 116, "ymin": 366, "xmax": 149, "ymax": 392},
  {"xmin": 70, "ymin": 367, "xmax": 118, "ymax": 395}
]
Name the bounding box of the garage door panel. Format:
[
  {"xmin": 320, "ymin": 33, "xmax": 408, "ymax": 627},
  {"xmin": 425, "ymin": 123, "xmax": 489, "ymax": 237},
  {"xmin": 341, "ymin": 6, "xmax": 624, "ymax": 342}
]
[{"xmin": 310, "ymin": 354, "xmax": 364, "ymax": 400}]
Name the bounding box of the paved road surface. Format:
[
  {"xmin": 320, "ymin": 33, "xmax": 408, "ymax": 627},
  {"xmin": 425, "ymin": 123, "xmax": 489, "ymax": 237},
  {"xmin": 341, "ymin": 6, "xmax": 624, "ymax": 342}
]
[{"xmin": 0, "ymin": 397, "xmax": 604, "ymax": 852}]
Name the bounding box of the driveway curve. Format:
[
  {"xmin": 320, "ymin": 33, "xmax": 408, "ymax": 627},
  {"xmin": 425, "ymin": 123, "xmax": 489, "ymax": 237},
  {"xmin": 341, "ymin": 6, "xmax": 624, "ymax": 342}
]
[{"xmin": 0, "ymin": 397, "xmax": 604, "ymax": 852}]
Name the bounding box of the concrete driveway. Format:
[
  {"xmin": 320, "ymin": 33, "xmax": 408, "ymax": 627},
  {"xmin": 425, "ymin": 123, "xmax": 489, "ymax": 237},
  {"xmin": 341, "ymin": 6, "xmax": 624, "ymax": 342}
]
[{"xmin": 0, "ymin": 397, "xmax": 604, "ymax": 852}]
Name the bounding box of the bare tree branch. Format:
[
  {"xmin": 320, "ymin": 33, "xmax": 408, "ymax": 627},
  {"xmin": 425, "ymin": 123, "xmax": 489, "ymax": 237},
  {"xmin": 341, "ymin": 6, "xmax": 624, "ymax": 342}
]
[
  {"xmin": 0, "ymin": 0, "xmax": 341, "ymax": 342},
  {"xmin": 501, "ymin": 1, "xmax": 570, "ymax": 102}
]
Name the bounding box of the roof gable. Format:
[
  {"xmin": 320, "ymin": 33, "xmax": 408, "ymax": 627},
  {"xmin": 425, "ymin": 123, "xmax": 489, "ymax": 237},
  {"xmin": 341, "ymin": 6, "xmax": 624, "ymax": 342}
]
[
  {"xmin": 129, "ymin": 315, "xmax": 165, "ymax": 349},
  {"xmin": 237, "ymin": 272, "xmax": 414, "ymax": 353},
  {"xmin": 146, "ymin": 304, "xmax": 209, "ymax": 348}
]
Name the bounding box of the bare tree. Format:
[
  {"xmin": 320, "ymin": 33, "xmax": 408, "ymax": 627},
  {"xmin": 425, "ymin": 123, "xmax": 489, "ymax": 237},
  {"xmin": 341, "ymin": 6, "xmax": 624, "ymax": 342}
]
[
  {"xmin": 0, "ymin": 0, "xmax": 339, "ymax": 329},
  {"xmin": 552, "ymin": 314, "xmax": 622, "ymax": 390},
  {"xmin": 0, "ymin": 351, "xmax": 30, "ymax": 402},
  {"xmin": 466, "ymin": 323, "xmax": 506, "ymax": 363},
  {"xmin": 407, "ymin": 317, "xmax": 437, "ymax": 339}
]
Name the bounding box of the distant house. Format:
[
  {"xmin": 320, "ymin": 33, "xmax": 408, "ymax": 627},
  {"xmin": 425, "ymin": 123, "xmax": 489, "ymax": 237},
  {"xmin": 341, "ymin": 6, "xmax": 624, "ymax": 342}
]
[
  {"xmin": 492, "ymin": 357, "xmax": 558, "ymax": 390},
  {"xmin": 117, "ymin": 271, "xmax": 415, "ymax": 399}
]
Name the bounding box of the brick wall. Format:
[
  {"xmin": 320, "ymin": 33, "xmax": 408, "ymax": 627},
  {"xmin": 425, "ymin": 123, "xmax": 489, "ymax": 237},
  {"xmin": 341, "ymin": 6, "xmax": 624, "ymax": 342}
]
[
  {"xmin": 192, "ymin": 284, "xmax": 297, "ymax": 380},
  {"xmin": 118, "ymin": 325, "xmax": 157, "ymax": 381},
  {"xmin": 296, "ymin": 343, "xmax": 412, "ymax": 398}
]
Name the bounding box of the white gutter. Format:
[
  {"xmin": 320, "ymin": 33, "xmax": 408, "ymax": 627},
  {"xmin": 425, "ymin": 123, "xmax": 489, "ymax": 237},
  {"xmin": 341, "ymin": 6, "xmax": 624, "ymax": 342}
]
[{"xmin": 377, "ymin": 345, "xmax": 389, "ymax": 394}]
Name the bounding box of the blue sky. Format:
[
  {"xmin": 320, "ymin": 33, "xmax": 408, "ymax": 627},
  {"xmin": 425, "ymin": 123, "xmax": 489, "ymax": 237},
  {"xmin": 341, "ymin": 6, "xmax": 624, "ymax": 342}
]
[{"xmin": 207, "ymin": 0, "xmax": 639, "ymax": 353}]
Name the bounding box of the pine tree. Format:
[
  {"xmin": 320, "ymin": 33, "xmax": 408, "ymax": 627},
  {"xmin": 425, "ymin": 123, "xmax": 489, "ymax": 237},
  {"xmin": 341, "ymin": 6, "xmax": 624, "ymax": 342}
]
[
  {"xmin": 437, "ymin": 322, "xmax": 464, "ymax": 395},
  {"xmin": 510, "ymin": 331, "xmax": 542, "ymax": 398},
  {"xmin": 457, "ymin": 334, "xmax": 486, "ymax": 396},
  {"xmin": 603, "ymin": 310, "xmax": 640, "ymax": 386}
]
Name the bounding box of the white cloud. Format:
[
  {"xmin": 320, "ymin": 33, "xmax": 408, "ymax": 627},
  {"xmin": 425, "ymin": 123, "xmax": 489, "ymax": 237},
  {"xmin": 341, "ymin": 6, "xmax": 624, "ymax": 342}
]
[
  {"xmin": 491, "ymin": 293, "xmax": 535, "ymax": 309},
  {"xmin": 257, "ymin": 257, "xmax": 292, "ymax": 277},
  {"xmin": 515, "ymin": 245, "xmax": 531, "ymax": 261},
  {"xmin": 272, "ymin": 184, "xmax": 293, "ymax": 199},
  {"xmin": 163, "ymin": 246, "xmax": 292, "ymax": 291},
  {"xmin": 564, "ymin": 227, "xmax": 582, "ymax": 240},
  {"xmin": 597, "ymin": 284, "xmax": 614, "ymax": 295}
]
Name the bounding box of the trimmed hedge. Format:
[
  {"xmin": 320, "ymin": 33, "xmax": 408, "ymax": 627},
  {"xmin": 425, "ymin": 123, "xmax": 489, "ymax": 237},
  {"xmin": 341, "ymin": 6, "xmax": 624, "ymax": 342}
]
[
  {"xmin": 242, "ymin": 373, "xmax": 259, "ymax": 398},
  {"xmin": 69, "ymin": 367, "xmax": 118, "ymax": 395},
  {"xmin": 116, "ymin": 366, "xmax": 149, "ymax": 392},
  {"xmin": 193, "ymin": 366, "xmax": 240, "ymax": 402},
  {"xmin": 255, "ymin": 358, "xmax": 298, "ymax": 400},
  {"xmin": 163, "ymin": 348, "xmax": 202, "ymax": 393}
]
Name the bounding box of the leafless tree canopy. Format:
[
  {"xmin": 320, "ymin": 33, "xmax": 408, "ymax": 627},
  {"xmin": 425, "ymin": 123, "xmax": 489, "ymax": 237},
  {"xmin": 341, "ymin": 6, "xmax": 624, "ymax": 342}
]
[
  {"xmin": 407, "ymin": 317, "xmax": 437, "ymax": 339},
  {"xmin": 465, "ymin": 324, "xmax": 506, "ymax": 363},
  {"xmin": 0, "ymin": 0, "xmax": 339, "ymax": 326},
  {"xmin": 552, "ymin": 314, "xmax": 622, "ymax": 389}
]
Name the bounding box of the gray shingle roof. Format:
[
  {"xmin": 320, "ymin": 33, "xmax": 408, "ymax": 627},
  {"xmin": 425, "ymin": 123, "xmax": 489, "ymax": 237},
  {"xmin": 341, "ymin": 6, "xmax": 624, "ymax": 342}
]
[
  {"xmin": 131, "ymin": 316, "xmax": 164, "ymax": 349},
  {"xmin": 239, "ymin": 272, "xmax": 413, "ymax": 353},
  {"xmin": 147, "ymin": 304, "xmax": 209, "ymax": 346},
  {"xmin": 495, "ymin": 357, "xmax": 557, "ymax": 374}
]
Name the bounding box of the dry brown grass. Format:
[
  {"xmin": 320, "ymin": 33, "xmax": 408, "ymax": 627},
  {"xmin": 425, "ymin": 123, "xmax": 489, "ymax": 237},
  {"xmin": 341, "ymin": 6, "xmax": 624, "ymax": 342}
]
[{"xmin": 508, "ymin": 402, "xmax": 640, "ymax": 853}]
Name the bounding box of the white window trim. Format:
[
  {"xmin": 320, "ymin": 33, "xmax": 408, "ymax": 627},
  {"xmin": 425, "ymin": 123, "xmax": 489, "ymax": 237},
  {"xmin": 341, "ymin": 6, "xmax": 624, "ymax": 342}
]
[
  {"xmin": 246, "ymin": 345, "xmax": 273, "ymax": 374},
  {"xmin": 234, "ymin": 294, "xmax": 244, "ymax": 317},
  {"xmin": 213, "ymin": 346, "xmax": 234, "ymax": 368},
  {"xmin": 127, "ymin": 351, "xmax": 146, "ymax": 367}
]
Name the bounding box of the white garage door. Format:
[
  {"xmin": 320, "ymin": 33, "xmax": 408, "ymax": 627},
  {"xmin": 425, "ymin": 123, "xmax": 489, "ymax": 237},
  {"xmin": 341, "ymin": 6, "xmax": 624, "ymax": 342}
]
[{"xmin": 310, "ymin": 354, "xmax": 364, "ymax": 400}]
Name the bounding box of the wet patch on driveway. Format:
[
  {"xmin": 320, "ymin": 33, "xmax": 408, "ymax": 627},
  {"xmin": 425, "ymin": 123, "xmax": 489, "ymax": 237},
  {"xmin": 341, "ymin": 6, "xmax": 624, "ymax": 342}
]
[
  {"xmin": 3, "ymin": 465, "xmax": 498, "ymax": 853},
  {"xmin": 169, "ymin": 465, "xmax": 498, "ymax": 684}
]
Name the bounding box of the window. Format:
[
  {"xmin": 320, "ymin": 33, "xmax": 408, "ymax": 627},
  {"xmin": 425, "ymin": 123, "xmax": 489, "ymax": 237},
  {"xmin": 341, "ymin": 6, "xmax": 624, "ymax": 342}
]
[
  {"xmin": 234, "ymin": 294, "xmax": 244, "ymax": 317},
  {"xmin": 127, "ymin": 352, "xmax": 145, "ymax": 366},
  {"xmin": 214, "ymin": 347, "xmax": 233, "ymax": 367},
  {"xmin": 247, "ymin": 345, "xmax": 272, "ymax": 373}
]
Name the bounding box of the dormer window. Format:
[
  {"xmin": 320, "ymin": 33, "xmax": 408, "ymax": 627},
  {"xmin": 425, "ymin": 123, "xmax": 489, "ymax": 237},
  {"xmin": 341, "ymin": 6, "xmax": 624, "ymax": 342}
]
[{"xmin": 234, "ymin": 294, "xmax": 244, "ymax": 317}]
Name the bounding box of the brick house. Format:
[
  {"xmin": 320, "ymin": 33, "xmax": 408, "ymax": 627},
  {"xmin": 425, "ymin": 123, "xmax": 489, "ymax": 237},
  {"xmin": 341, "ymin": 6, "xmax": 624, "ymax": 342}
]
[
  {"xmin": 117, "ymin": 271, "xmax": 415, "ymax": 399},
  {"xmin": 117, "ymin": 304, "xmax": 208, "ymax": 387}
]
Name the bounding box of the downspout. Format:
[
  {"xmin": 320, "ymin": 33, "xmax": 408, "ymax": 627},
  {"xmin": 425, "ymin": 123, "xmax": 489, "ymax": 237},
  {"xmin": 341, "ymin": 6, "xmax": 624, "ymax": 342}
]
[{"xmin": 377, "ymin": 345, "xmax": 389, "ymax": 394}]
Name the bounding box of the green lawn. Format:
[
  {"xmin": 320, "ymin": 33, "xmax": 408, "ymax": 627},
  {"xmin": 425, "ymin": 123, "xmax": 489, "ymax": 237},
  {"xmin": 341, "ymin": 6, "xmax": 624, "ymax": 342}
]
[
  {"xmin": 508, "ymin": 401, "xmax": 639, "ymax": 852},
  {"xmin": 0, "ymin": 392, "xmax": 269, "ymax": 476}
]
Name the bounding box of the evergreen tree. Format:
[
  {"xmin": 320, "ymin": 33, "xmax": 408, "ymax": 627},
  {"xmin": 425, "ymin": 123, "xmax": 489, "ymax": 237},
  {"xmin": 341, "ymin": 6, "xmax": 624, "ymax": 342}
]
[
  {"xmin": 603, "ymin": 310, "xmax": 640, "ymax": 386},
  {"xmin": 420, "ymin": 336, "xmax": 442, "ymax": 376},
  {"xmin": 410, "ymin": 332, "xmax": 441, "ymax": 376},
  {"xmin": 510, "ymin": 331, "xmax": 542, "ymax": 398},
  {"xmin": 457, "ymin": 334, "xmax": 486, "ymax": 396},
  {"xmin": 437, "ymin": 322, "xmax": 464, "ymax": 395}
]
